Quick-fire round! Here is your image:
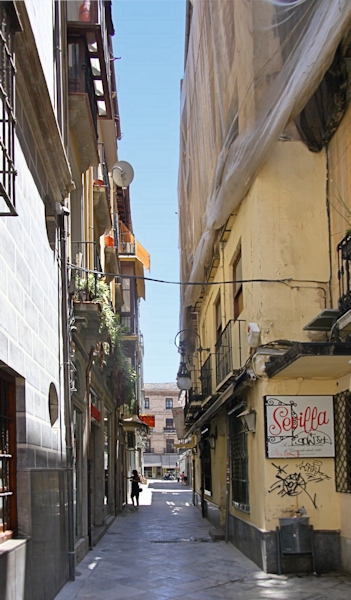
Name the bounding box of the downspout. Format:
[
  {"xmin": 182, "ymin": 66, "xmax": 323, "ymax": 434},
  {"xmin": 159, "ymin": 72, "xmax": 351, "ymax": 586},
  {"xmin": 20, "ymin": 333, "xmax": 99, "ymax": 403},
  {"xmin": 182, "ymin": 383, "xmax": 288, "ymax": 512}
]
[
  {"xmin": 225, "ymin": 410, "xmax": 230, "ymax": 543},
  {"xmin": 86, "ymin": 347, "xmax": 95, "ymax": 550},
  {"xmin": 59, "ymin": 212, "xmax": 75, "ymax": 581}
]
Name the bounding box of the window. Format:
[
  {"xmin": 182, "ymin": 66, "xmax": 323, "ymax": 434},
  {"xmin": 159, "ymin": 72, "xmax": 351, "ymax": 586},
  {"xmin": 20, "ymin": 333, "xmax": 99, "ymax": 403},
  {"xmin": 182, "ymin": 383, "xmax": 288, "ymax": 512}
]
[
  {"xmin": 165, "ymin": 418, "xmax": 174, "ymax": 430},
  {"xmin": 144, "ymin": 397, "xmax": 150, "ymax": 409},
  {"xmin": 165, "ymin": 398, "xmax": 173, "ymax": 409},
  {"xmin": 231, "ymin": 415, "xmax": 249, "ymax": 511},
  {"xmin": 202, "ymin": 440, "xmax": 212, "ymax": 494},
  {"xmin": 334, "ymin": 391, "xmax": 351, "ymax": 493},
  {"xmin": 215, "ymin": 296, "xmax": 222, "ymax": 340},
  {"xmin": 0, "ymin": 373, "xmax": 16, "ymax": 536},
  {"xmin": 233, "ymin": 251, "xmax": 243, "ymax": 321},
  {"xmin": 166, "ymin": 439, "xmax": 174, "ymax": 453},
  {"xmin": 0, "ymin": 3, "xmax": 20, "ymax": 216}
]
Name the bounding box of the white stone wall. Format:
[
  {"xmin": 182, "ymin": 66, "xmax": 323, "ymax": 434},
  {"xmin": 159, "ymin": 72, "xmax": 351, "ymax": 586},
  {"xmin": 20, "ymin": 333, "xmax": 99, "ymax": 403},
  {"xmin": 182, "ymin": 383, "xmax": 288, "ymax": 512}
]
[
  {"xmin": 0, "ymin": 136, "xmax": 64, "ymax": 467},
  {"xmin": 24, "ymin": 0, "xmax": 55, "ymax": 107}
]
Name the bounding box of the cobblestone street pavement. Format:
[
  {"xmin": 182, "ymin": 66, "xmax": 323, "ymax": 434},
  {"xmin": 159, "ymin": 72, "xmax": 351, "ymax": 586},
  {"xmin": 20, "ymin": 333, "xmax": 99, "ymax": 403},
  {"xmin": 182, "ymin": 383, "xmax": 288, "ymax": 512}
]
[{"xmin": 55, "ymin": 480, "xmax": 351, "ymax": 600}]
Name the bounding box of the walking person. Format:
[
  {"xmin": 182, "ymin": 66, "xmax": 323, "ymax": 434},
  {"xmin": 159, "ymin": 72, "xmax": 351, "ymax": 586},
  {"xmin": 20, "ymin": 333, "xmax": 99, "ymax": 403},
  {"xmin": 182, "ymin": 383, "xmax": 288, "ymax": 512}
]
[{"xmin": 129, "ymin": 469, "xmax": 141, "ymax": 508}]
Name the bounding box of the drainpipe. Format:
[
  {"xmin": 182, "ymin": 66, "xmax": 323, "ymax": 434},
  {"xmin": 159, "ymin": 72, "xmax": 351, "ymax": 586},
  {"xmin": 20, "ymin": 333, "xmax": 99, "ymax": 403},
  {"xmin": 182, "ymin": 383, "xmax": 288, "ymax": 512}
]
[
  {"xmin": 59, "ymin": 211, "xmax": 75, "ymax": 581},
  {"xmin": 86, "ymin": 347, "xmax": 94, "ymax": 550},
  {"xmin": 225, "ymin": 410, "xmax": 230, "ymax": 543}
]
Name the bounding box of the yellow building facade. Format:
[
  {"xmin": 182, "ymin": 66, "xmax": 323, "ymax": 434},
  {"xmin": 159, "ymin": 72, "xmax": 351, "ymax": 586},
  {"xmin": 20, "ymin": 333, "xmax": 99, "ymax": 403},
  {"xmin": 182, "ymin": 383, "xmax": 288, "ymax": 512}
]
[{"xmin": 178, "ymin": 0, "xmax": 351, "ymax": 574}]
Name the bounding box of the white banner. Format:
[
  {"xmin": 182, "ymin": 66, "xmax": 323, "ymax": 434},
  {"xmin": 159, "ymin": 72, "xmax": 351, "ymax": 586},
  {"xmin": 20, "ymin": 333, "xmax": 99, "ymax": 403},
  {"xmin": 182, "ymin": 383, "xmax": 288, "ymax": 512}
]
[
  {"xmin": 264, "ymin": 395, "xmax": 335, "ymax": 458},
  {"xmin": 172, "ymin": 407, "xmax": 185, "ymax": 440}
]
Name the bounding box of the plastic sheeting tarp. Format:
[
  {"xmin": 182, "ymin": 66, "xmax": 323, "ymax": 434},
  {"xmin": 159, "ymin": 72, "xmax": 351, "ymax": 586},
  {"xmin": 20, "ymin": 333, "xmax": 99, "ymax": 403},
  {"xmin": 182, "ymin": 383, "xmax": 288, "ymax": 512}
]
[{"xmin": 178, "ymin": 0, "xmax": 351, "ymax": 309}]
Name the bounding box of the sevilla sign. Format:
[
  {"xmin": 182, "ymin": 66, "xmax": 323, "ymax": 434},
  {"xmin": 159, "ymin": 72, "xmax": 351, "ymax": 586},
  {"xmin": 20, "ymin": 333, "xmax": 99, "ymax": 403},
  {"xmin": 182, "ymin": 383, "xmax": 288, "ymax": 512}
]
[{"xmin": 264, "ymin": 395, "xmax": 335, "ymax": 458}]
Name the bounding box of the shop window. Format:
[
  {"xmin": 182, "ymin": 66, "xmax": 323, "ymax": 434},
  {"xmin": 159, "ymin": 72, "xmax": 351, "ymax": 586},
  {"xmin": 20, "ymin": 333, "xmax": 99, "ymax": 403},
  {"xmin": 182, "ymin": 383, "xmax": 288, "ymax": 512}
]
[
  {"xmin": 231, "ymin": 415, "xmax": 249, "ymax": 512},
  {"xmin": 165, "ymin": 397, "xmax": 173, "ymax": 409},
  {"xmin": 0, "ymin": 373, "xmax": 17, "ymax": 536},
  {"xmin": 334, "ymin": 390, "xmax": 351, "ymax": 493},
  {"xmin": 233, "ymin": 251, "xmax": 243, "ymax": 321},
  {"xmin": 144, "ymin": 397, "xmax": 150, "ymax": 409},
  {"xmin": 202, "ymin": 440, "xmax": 212, "ymax": 494}
]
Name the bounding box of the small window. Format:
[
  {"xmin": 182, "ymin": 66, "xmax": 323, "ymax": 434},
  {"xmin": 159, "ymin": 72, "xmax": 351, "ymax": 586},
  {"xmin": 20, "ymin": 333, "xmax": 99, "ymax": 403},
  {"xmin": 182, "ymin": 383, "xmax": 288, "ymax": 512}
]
[
  {"xmin": 48, "ymin": 383, "xmax": 59, "ymax": 427},
  {"xmin": 165, "ymin": 418, "xmax": 174, "ymax": 430},
  {"xmin": 165, "ymin": 398, "xmax": 173, "ymax": 409},
  {"xmin": 233, "ymin": 251, "xmax": 243, "ymax": 321},
  {"xmin": 144, "ymin": 397, "xmax": 150, "ymax": 409}
]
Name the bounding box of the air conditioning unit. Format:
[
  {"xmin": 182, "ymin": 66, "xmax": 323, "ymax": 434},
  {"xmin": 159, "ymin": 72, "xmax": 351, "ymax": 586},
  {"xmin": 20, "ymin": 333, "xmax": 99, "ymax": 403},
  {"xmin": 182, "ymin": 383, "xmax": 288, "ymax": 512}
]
[{"xmin": 247, "ymin": 323, "xmax": 260, "ymax": 348}]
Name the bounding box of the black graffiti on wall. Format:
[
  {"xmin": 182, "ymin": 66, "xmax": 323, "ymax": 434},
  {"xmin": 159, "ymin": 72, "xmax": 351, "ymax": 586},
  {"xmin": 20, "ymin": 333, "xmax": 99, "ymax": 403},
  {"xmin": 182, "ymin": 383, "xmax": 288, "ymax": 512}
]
[{"xmin": 268, "ymin": 461, "xmax": 330, "ymax": 509}]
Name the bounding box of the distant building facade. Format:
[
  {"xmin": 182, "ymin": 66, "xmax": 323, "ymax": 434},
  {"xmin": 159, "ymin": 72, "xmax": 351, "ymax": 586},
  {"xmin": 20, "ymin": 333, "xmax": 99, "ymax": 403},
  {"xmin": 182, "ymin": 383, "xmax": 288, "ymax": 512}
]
[{"xmin": 142, "ymin": 383, "xmax": 181, "ymax": 478}]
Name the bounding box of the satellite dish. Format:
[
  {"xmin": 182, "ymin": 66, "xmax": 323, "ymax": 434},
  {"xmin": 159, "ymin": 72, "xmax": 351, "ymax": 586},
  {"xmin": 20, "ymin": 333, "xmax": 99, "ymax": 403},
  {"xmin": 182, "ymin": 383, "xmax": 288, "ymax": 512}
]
[{"xmin": 112, "ymin": 161, "xmax": 134, "ymax": 188}]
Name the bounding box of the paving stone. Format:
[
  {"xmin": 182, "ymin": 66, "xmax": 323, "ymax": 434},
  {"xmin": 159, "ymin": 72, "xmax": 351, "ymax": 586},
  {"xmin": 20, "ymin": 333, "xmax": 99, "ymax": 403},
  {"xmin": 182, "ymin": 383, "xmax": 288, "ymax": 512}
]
[{"xmin": 55, "ymin": 480, "xmax": 351, "ymax": 600}]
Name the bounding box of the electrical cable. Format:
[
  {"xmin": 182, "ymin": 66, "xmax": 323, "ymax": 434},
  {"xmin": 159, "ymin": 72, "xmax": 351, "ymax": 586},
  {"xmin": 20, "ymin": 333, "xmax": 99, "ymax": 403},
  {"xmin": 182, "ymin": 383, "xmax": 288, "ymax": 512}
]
[{"xmin": 67, "ymin": 263, "xmax": 329, "ymax": 288}]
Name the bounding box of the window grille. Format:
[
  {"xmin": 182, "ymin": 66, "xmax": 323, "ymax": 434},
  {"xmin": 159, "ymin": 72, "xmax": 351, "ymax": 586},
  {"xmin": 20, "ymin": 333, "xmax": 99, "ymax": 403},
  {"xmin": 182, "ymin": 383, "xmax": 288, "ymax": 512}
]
[
  {"xmin": 0, "ymin": 3, "xmax": 17, "ymax": 216},
  {"xmin": 0, "ymin": 374, "xmax": 16, "ymax": 534},
  {"xmin": 334, "ymin": 390, "xmax": 351, "ymax": 493},
  {"xmin": 202, "ymin": 441, "xmax": 212, "ymax": 494},
  {"xmin": 231, "ymin": 416, "xmax": 249, "ymax": 512}
]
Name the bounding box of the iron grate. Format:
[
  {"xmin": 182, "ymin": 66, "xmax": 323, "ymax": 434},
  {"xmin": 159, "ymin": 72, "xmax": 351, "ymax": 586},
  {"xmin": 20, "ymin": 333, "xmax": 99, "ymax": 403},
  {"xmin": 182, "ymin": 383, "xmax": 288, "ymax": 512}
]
[{"xmin": 334, "ymin": 391, "xmax": 351, "ymax": 493}]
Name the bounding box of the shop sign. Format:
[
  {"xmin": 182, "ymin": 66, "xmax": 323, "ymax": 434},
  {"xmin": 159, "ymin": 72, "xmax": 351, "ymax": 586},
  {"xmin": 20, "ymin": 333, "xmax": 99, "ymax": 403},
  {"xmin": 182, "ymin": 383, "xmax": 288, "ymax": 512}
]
[
  {"xmin": 264, "ymin": 395, "xmax": 335, "ymax": 458},
  {"xmin": 91, "ymin": 404, "xmax": 100, "ymax": 422},
  {"xmin": 139, "ymin": 414, "xmax": 155, "ymax": 427}
]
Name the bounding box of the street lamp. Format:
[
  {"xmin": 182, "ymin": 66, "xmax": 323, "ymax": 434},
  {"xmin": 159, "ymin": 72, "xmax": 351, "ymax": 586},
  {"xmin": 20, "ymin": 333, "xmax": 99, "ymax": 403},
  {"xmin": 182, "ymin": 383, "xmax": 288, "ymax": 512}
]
[{"xmin": 174, "ymin": 330, "xmax": 209, "ymax": 392}]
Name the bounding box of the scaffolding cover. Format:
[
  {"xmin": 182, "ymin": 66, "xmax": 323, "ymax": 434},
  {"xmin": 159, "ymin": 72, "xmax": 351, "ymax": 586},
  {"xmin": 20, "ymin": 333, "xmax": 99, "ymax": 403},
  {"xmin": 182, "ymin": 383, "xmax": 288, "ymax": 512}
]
[{"xmin": 178, "ymin": 0, "xmax": 351, "ymax": 309}]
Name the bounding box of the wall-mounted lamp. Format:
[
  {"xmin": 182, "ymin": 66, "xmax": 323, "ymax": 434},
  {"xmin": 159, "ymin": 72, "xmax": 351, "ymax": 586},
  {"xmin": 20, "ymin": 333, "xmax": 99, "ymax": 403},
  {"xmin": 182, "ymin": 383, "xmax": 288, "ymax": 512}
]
[
  {"xmin": 238, "ymin": 409, "xmax": 256, "ymax": 433},
  {"xmin": 174, "ymin": 329, "xmax": 210, "ymax": 394},
  {"xmin": 176, "ymin": 361, "xmax": 192, "ymax": 391}
]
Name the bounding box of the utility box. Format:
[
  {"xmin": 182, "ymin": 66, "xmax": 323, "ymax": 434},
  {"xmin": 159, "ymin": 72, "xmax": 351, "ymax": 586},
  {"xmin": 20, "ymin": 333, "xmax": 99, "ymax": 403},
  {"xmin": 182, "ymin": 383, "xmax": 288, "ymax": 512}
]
[
  {"xmin": 276, "ymin": 516, "xmax": 316, "ymax": 575},
  {"xmin": 247, "ymin": 323, "xmax": 260, "ymax": 347},
  {"xmin": 279, "ymin": 517, "xmax": 311, "ymax": 553}
]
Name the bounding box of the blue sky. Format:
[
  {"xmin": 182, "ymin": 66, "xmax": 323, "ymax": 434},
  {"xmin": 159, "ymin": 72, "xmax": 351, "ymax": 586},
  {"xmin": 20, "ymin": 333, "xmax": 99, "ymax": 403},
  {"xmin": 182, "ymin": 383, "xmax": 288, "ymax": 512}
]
[{"xmin": 112, "ymin": 0, "xmax": 185, "ymax": 383}]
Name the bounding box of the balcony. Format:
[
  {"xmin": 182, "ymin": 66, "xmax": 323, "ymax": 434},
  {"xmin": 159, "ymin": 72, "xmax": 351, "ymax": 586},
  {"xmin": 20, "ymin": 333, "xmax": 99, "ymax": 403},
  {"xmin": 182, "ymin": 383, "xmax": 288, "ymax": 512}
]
[
  {"xmin": 215, "ymin": 319, "xmax": 246, "ymax": 389},
  {"xmin": 71, "ymin": 241, "xmax": 102, "ymax": 300},
  {"xmin": 67, "ymin": 0, "xmax": 113, "ymax": 119},
  {"xmin": 93, "ymin": 145, "xmax": 111, "ymax": 236},
  {"xmin": 68, "ymin": 36, "xmax": 99, "ymax": 172},
  {"xmin": 200, "ymin": 353, "xmax": 213, "ymax": 398},
  {"xmin": 163, "ymin": 427, "xmax": 176, "ymax": 433},
  {"xmin": 163, "ymin": 448, "xmax": 177, "ymax": 454},
  {"xmin": 144, "ymin": 448, "xmax": 154, "ymax": 454}
]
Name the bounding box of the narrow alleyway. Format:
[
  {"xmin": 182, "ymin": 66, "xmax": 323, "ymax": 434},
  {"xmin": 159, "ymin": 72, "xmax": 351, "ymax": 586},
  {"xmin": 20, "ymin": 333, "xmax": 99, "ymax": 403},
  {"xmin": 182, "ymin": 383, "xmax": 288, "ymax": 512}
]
[{"xmin": 55, "ymin": 481, "xmax": 351, "ymax": 600}]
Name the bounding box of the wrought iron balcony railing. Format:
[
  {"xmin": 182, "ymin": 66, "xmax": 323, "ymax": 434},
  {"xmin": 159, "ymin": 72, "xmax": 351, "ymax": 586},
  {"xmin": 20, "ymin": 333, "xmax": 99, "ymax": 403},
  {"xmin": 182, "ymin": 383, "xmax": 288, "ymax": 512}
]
[
  {"xmin": 215, "ymin": 320, "xmax": 233, "ymax": 386},
  {"xmin": 164, "ymin": 448, "xmax": 177, "ymax": 454},
  {"xmin": 200, "ymin": 353, "xmax": 213, "ymax": 398},
  {"xmin": 144, "ymin": 447, "xmax": 154, "ymax": 454}
]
